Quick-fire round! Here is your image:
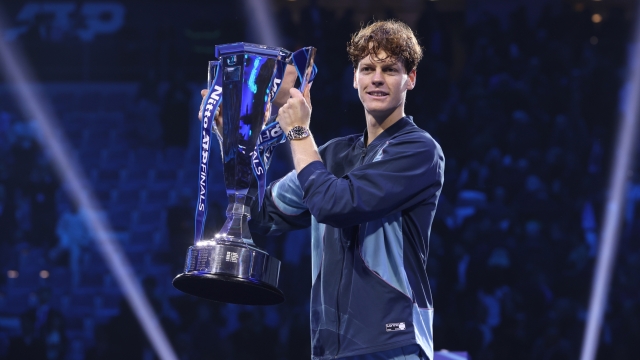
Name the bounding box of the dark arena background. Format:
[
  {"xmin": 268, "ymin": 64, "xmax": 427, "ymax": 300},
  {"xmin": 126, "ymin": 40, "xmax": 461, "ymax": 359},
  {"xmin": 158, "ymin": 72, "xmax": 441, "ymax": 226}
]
[{"xmin": 1, "ymin": 0, "xmax": 639, "ymax": 359}]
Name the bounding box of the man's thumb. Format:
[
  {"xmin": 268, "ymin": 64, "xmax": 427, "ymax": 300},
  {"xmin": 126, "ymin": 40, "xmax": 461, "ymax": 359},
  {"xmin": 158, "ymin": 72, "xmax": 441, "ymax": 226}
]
[{"xmin": 289, "ymin": 87, "xmax": 303, "ymax": 99}]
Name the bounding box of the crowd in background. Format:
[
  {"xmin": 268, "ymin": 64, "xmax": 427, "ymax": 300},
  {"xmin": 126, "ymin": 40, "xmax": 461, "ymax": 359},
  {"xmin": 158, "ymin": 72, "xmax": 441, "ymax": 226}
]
[{"xmin": 1, "ymin": 1, "xmax": 640, "ymax": 359}]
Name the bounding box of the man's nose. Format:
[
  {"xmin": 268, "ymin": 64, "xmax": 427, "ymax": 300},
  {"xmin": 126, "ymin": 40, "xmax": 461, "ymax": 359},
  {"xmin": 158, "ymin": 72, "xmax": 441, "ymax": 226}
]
[{"xmin": 371, "ymin": 68, "xmax": 384, "ymax": 85}]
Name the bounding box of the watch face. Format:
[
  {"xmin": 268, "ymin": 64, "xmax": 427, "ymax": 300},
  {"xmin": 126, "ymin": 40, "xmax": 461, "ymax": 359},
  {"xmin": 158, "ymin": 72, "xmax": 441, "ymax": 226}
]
[{"xmin": 288, "ymin": 126, "xmax": 309, "ymax": 140}]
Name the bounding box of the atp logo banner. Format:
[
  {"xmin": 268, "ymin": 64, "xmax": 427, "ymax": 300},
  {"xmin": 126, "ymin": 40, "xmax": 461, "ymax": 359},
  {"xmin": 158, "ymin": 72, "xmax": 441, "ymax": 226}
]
[{"xmin": 5, "ymin": 2, "xmax": 125, "ymax": 42}]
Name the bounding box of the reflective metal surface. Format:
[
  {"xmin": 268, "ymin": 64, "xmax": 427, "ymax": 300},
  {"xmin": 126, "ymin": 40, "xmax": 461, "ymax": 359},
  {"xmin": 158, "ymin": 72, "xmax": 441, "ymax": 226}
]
[
  {"xmin": 174, "ymin": 43, "xmax": 292, "ymax": 305},
  {"xmin": 184, "ymin": 241, "xmax": 280, "ymax": 285},
  {"xmin": 216, "ymin": 44, "xmax": 288, "ymax": 245}
]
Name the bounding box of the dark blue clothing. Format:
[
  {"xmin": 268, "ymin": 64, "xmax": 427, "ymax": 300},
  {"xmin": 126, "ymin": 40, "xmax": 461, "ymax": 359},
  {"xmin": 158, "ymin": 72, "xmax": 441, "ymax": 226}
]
[{"xmin": 251, "ymin": 116, "xmax": 444, "ymax": 359}]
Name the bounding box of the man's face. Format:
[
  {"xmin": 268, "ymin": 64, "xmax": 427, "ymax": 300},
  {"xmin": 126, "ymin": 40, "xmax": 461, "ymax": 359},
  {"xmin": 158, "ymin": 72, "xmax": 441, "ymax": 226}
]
[{"xmin": 353, "ymin": 50, "xmax": 416, "ymax": 119}]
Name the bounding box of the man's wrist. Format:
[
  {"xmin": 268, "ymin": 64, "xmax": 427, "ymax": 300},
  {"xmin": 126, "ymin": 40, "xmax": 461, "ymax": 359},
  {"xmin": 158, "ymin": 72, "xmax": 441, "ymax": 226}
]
[
  {"xmin": 280, "ymin": 122, "xmax": 309, "ymax": 133},
  {"xmin": 289, "ymin": 134, "xmax": 321, "ymax": 173},
  {"xmin": 286, "ymin": 125, "xmax": 311, "ymax": 141}
]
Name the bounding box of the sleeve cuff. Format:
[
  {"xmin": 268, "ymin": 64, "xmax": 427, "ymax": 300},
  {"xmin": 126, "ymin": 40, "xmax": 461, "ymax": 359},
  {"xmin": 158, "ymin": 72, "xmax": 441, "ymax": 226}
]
[{"xmin": 296, "ymin": 160, "xmax": 325, "ymax": 189}]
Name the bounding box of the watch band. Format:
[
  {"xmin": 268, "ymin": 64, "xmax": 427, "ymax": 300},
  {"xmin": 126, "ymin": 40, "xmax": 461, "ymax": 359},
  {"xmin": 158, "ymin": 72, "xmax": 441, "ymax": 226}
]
[{"xmin": 286, "ymin": 125, "xmax": 311, "ymax": 141}]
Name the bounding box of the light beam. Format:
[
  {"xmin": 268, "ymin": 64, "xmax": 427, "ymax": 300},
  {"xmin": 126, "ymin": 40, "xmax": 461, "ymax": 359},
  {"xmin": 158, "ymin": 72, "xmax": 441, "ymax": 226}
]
[
  {"xmin": 579, "ymin": 6, "xmax": 640, "ymax": 360},
  {"xmin": 0, "ymin": 7, "xmax": 178, "ymax": 360}
]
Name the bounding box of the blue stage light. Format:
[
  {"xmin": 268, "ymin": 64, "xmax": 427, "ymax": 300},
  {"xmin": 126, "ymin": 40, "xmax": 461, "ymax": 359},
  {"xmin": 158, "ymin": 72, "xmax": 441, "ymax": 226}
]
[
  {"xmin": 580, "ymin": 7, "xmax": 640, "ymax": 360},
  {"xmin": 0, "ymin": 7, "xmax": 178, "ymax": 360}
]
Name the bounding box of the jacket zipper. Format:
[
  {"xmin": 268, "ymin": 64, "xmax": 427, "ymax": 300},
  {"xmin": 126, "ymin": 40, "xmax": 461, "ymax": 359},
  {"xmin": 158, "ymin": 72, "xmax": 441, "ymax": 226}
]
[
  {"xmin": 334, "ymin": 146, "xmax": 367, "ymax": 358},
  {"xmin": 334, "ymin": 240, "xmax": 346, "ymax": 358}
]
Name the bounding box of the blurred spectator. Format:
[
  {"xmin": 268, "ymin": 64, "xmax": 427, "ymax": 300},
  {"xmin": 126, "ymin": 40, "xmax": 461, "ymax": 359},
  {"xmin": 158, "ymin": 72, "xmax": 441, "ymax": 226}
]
[
  {"xmin": 185, "ymin": 302, "xmax": 227, "ymax": 360},
  {"xmin": 0, "ymin": 184, "xmax": 12, "ymax": 240},
  {"xmin": 88, "ymin": 299, "xmax": 145, "ymax": 360},
  {"xmin": 131, "ymin": 70, "xmax": 162, "ymax": 147},
  {"xmin": 13, "ymin": 188, "xmax": 33, "ymax": 243},
  {"xmin": 166, "ymin": 191, "xmax": 197, "ymax": 274},
  {"xmin": 229, "ymin": 310, "xmax": 277, "ymax": 360},
  {"xmin": 161, "ymin": 75, "xmax": 191, "ymax": 148},
  {"xmin": 14, "ymin": 287, "xmax": 68, "ymax": 360},
  {"xmin": 28, "ymin": 153, "xmax": 59, "ymax": 248},
  {"xmin": 49, "ymin": 200, "xmax": 90, "ymax": 288}
]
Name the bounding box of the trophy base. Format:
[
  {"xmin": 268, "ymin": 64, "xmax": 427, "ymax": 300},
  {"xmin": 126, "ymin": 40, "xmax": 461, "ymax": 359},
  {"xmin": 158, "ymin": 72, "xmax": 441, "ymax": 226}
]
[
  {"xmin": 172, "ymin": 241, "xmax": 285, "ymax": 305},
  {"xmin": 172, "ymin": 272, "xmax": 284, "ymax": 305}
]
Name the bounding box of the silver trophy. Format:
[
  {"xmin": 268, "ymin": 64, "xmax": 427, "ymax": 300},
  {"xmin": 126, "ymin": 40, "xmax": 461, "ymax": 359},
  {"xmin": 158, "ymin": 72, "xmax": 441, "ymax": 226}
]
[{"xmin": 173, "ymin": 43, "xmax": 316, "ymax": 305}]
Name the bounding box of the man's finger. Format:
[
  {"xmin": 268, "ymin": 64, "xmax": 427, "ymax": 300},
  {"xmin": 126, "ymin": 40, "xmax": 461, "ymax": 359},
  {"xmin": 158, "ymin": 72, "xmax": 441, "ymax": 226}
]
[
  {"xmin": 198, "ymin": 89, "xmax": 208, "ymax": 121},
  {"xmin": 304, "ymin": 83, "xmax": 312, "ymax": 107},
  {"xmin": 289, "ymin": 87, "xmax": 303, "ymax": 99}
]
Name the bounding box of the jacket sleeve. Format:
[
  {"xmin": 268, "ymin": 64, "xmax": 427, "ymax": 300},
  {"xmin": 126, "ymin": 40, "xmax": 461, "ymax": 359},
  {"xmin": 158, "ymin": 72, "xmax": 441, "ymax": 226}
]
[
  {"xmin": 297, "ymin": 135, "xmax": 444, "ymax": 228},
  {"xmin": 249, "ymin": 170, "xmax": 312, "ymax": 236}
]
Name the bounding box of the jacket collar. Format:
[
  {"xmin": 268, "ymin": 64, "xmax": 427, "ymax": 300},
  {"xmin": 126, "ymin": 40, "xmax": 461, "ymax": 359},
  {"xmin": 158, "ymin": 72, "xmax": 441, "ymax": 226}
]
[{"xmin": 359, "ymin": 116, "xmax": 414, "ymax": 150}]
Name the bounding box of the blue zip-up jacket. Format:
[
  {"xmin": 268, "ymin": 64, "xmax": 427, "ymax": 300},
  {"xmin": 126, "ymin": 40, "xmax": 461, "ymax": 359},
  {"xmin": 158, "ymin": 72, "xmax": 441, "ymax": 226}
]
[{"xmin": 251, "ymin": 116, "xmax": 444, "ymax": 359}]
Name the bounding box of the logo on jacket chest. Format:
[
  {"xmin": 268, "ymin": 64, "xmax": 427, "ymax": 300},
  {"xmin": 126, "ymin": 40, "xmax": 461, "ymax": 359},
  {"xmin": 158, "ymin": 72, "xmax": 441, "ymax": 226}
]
[{"xmin": 385, "ymin": 322, "xmax": 406, "ymax": 332}]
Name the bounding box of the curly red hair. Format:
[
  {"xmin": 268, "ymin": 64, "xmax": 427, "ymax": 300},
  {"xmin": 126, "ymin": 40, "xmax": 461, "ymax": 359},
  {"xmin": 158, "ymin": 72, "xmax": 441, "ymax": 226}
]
[{"xmin": 347, "ymin": 20, "xmax": 423, "ymax": 72}]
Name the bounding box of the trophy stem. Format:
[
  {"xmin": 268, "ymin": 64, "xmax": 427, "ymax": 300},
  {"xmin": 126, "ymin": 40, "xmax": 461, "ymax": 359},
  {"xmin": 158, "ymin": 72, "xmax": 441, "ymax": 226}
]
[
  {"xmin": 216, "ymin": 193, "xmax": 255, "ymax": 246},
  {"xmin": 175, "ymin": 192, "xmax": 283, "ymax": 305}
]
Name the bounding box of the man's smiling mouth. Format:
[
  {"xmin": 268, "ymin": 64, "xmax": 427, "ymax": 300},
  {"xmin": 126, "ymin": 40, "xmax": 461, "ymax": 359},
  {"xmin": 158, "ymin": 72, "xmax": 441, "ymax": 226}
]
[{"xmin": 367, "ymin": 91, "xmax": 389, "ymax": 97}]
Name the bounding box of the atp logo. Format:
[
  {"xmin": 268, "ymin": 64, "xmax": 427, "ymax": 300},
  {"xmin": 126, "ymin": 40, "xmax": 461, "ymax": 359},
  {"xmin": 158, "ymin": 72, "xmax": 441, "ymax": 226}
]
[{"xmin": 5, "ymin": 2, "xmax": 125, "ymax": 42}]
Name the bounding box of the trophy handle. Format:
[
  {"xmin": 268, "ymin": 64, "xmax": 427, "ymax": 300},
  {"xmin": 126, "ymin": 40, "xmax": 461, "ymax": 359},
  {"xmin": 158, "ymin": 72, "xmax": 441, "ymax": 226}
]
[
  {"xmin": 208, "ymin": 60, "xmax": 218, "ymax": 88},
  {"xmin": 293, "ymin": 47, "xmax": 317, "ymax": 92}
]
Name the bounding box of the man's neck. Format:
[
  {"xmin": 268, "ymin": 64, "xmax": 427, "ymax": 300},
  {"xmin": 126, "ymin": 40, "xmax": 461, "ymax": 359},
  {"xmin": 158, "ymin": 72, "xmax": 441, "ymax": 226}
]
[{"xmin": 364, "ymin": 106, "xmax": 405, "ymax": 146}]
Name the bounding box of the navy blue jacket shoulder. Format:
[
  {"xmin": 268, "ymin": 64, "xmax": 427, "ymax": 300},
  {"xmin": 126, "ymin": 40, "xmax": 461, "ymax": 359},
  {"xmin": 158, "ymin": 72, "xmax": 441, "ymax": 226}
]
[{"xmin": 250, "ymin": 116, "xmax": 444, "ymax": 359}]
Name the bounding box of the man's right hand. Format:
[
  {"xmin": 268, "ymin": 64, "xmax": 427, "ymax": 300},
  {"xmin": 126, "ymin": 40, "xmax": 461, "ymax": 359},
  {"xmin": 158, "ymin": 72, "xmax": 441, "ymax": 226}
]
[{"xmin": 199, "ymin": 89, "xmax": 223, "ymax": 136}]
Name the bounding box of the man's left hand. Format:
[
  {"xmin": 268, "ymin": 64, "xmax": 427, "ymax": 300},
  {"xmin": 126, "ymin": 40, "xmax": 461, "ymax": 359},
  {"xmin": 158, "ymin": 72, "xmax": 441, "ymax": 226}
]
[{"xmin": 278, "ymin": 85, "xmax": 312, "ymax": 134}]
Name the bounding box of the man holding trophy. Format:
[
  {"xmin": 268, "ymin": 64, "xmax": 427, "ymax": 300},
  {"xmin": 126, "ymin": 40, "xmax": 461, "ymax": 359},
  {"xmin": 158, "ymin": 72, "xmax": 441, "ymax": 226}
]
[{"xmin": 189, "ymin": 20, "xmax": 444, "ymax": 360}]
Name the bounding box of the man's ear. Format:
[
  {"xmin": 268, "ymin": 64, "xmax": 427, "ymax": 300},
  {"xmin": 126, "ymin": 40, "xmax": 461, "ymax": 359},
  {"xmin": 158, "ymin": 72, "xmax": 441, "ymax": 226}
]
[
  {"xmin": 406, "ymin": 69, "xmax": 417, "ymax": 90},
  {"xmin": 353, "ymin": 68, "xmax": 357, "ymax": 89}
]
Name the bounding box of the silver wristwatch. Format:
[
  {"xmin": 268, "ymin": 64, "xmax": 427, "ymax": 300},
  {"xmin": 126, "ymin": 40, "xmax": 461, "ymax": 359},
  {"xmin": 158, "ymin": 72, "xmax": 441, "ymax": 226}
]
[{"xmin": 286, "ymin": 126, "xmax": 311, "ymax": 141}]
